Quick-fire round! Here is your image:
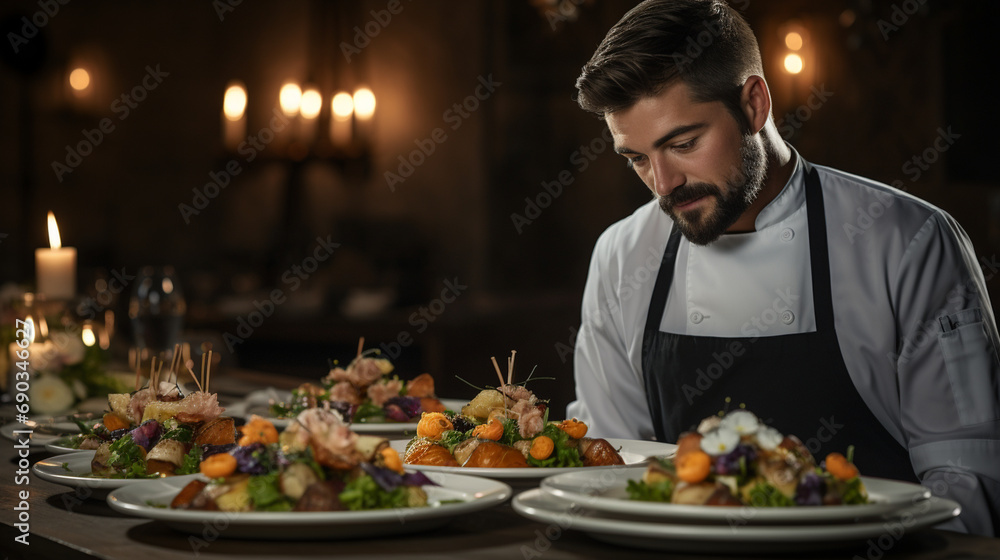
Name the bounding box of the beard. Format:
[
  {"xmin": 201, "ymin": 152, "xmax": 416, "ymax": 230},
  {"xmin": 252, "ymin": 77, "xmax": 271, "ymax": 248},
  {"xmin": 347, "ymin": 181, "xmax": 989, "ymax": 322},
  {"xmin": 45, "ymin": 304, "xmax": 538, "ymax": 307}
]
[{"xmin": 658, "ymin": 133, "xmax": 767, "ymax": 245}]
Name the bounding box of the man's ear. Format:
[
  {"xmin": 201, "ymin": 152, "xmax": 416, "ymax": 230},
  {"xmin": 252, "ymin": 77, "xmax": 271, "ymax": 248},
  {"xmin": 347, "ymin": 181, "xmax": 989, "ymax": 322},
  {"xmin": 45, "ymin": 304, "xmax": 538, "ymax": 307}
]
[{"xmin": 740, "ymin": 75, "xmax": 771, "ymax": 135}]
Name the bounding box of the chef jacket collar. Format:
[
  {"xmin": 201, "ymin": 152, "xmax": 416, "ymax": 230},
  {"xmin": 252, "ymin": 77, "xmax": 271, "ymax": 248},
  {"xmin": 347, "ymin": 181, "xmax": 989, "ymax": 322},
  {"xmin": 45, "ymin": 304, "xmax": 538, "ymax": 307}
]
[{"xmin": 752, "ymin": 144, "xmax": 805, "ymax": 232}]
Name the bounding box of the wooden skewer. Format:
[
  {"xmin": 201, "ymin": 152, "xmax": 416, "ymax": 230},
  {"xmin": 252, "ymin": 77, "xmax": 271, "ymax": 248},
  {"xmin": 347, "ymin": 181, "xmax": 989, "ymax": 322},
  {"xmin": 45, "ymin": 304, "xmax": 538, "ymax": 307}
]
[
  {"xmin": 169, "ymin": 343, "xmax": 181, "ymax": 383},
  {"xmin": 357, "ymin": 337, "xmax": 365, "ymax": 358},
  {"xmin": 200, "ymin": 353, "xmax": 207, "ymax": 394},
  {"xmin": 490, "ymin": 356, "xmax": 505, "ymax": 391},
  {"xmin": 184, "ymin": 365, "xmax": 203, "ymax": 393},
  {"xmin": 510, "ymin": 350, "xmax": 517, "ymax": 385},
  {"xmin": 206, "ymin": 350, "xmax": 213, "ymax": 393}
]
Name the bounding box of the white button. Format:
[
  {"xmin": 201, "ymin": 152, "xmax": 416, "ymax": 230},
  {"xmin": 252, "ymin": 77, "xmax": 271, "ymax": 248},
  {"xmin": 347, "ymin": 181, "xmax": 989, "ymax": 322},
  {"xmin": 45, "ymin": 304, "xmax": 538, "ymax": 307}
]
[
  {"xmin": 690, "ymin": 311, "xmax": 704, "ymax": 324},
  {"xmin": 780, "ymin": 228, "xmax": 794, "ymax": 242},
  {"xmin": 780, "ymin": 310, "xmax": 795, "ymax": 324}
]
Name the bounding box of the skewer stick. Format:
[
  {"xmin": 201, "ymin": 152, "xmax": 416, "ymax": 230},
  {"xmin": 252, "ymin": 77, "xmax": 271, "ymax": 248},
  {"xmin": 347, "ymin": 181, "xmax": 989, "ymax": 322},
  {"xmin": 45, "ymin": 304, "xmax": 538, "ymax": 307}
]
[
  {"xmin": 510, "ymin": 350, "xmax": 517, "ymax": 385},
  {"xmin": 200, "ymin": 353, "xmax": 207, "ymax": 394},
  {"xmin": 169, "ymin": 343, "xmax": 181, "ymax": 383},
  {"xmin": 184, "ymin": 365, "xmax": 204, "ymax": 393},
  {"xmin": 491, "ymin": 356, "xmax": 505, "ymax": 391},
  {"xmin": 206, "ymin": 350, "xmax": 213, "ymax": 393},
  {"xmin": 357, "ymin": 337, "xmax": 365, "ymax": 358}
]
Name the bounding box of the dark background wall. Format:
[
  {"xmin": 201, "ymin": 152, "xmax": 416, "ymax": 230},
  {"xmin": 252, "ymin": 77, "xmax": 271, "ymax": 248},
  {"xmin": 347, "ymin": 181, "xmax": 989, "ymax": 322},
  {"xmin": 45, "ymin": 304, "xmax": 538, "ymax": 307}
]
[{"xmin": 1, "ymin": 0, "xmax": 997, "ymax": 414}]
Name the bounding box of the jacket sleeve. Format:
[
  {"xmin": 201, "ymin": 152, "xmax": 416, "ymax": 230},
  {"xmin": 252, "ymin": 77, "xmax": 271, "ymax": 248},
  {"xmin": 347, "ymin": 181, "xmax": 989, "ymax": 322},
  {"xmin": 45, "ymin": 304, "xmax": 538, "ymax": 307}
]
[
  {"xmin": 567, "ymin": 231, "xmax": 655, "ymax": 440},
  {"xmin": 892, "ymin": 211, "xmax": 1000, "ymax": 536}
]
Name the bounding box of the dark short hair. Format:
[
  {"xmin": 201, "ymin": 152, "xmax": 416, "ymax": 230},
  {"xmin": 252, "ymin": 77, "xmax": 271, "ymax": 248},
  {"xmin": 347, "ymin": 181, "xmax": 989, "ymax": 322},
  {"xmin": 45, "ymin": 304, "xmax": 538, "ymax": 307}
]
[{"xmin": 575, "ymin": 0, "xmax": 763, "ymax": 127}]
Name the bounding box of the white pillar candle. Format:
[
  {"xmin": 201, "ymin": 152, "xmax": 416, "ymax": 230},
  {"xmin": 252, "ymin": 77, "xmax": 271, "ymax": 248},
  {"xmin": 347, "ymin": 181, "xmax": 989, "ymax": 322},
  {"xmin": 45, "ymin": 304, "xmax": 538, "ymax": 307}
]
[{"xmin": 36, "ymin": 212, "xmax": 76, "ymax": 300}]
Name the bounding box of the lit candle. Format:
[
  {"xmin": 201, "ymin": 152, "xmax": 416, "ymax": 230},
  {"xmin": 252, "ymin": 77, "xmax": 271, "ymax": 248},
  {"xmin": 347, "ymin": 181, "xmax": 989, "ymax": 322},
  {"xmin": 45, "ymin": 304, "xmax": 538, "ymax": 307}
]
[
  {"xmin": 353, "ymin": 87, "xmax": 376, "ymax": 144},
  {"xmin": 330, "ymin": 91, "xmax": 354, "ymax": 147},
  {"xmin": 36, "ymin": 212, "xmax": 77, "ymax": 300},
  {"xmin": 222, "ymin": 81, "xmax": 247, "ymax": 151},
  {"xmin": 298, "ymin": 86, "xmax": 322, "ymax": 145}
]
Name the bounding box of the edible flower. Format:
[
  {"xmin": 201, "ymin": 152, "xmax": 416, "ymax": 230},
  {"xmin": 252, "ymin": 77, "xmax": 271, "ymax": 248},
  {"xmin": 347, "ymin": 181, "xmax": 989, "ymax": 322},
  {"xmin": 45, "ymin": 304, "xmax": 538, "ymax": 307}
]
[
  {"xmin": 756, "ymin": 425, "xmax": 783, "ymax": 450},
  {"xmin": 699, "ymin": 427, "xmax": 740, "ymax": 456},
  {"xmin": 720, "ymin": 410, "xmax": 760, "ymax": 435}
]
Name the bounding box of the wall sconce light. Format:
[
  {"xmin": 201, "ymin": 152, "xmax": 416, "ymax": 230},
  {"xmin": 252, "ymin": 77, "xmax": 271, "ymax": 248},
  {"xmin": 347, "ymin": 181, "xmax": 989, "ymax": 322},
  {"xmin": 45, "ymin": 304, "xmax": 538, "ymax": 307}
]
[{"xmin": 223, "ymin": 80, "xmax": 376, "ymax": 171}]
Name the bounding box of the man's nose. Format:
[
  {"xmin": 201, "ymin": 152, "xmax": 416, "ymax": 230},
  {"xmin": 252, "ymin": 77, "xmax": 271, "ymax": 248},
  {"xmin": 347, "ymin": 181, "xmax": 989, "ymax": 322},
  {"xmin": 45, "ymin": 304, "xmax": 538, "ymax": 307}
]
[{"xmin": 651, "ymin": 157, "xmax": 685, "ymax": 198}]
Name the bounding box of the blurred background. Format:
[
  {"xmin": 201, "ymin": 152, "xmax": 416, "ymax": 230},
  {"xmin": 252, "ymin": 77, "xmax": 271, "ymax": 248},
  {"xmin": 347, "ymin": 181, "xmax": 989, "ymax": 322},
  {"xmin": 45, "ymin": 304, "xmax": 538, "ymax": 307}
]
[{"xmin": 1, "ymin": 0, "xmax": 997, "ymax": 414}]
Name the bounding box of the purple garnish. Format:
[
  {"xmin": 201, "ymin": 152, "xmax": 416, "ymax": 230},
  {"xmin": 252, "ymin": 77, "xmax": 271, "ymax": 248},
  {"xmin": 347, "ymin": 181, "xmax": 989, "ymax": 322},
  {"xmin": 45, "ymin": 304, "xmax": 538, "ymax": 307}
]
[
  {"xmin": 360, "ymin": 462, "xmax": 439, "ymax": 492},
  {"xmin": 385, "ymin": 396, "xmax": 422, "ymax": 420},
  {"xmin": 129, "ymin": 420, "xmax": 162, "ymax": 450},
  {"xmin": 795, "ymin": 472, "xmax": 826, "ymax": 506}
]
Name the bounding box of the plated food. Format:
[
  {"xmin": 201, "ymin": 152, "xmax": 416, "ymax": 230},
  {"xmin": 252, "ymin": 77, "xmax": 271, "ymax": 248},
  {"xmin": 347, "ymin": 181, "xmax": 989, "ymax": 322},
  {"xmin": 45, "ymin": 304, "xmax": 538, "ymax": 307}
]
[
  {"xmin": 170, "ymin": 409, "xmax": 437, "ymax": 513},
  {"xmin": 628, "ymin": 409, "xmax": 868, "ymax": 507},
  {"xmin": 268, "ymin": 340, "xmax": 447, "ymax": 425},
  {"xmin": 402, "ymin": 352, "xmax": 625, "ymax": 469},
  {"xmin": 73, "ymin": 351, "xmax": 236, "ymax": 479}
]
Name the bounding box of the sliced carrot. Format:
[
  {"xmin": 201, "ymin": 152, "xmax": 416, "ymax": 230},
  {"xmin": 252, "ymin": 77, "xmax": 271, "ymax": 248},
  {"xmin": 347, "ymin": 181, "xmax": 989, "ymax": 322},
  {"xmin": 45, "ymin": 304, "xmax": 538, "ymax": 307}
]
[
  {"xmin": 825, "ymin": 452, "xmax": 860, "ymax": 480},
  {"xmin": 556, "ymin": 418, "xmax": 587, "ymax": 439},
  {"xmin": 200, "ymin": 453, "xmax": 237, "ymax": 478},
  {"xmin": 530, "ymin": 436, "xmax": 555, "ymax": 460},
  {"xmin": 406, "ymin": 373, "xmax": 436, "ymax": 398},
  {"xmin": 471, "ymin": 417, "xmax": 503, "ymax": 441},
  {"xmin": 676, "ymin": 450, "xmax": 712, "ymax": 483},
  {"xmin": 102, "ymin": 412, "xmax": 130, "ymax": 432},
  {"xmin": 416, "ymin": 412, "xmax": 453, "ymax": 440}
]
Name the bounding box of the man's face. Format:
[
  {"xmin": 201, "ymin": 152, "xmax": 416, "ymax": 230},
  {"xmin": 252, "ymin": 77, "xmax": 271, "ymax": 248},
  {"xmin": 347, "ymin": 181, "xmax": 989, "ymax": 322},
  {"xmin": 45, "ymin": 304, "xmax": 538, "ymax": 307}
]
[{"xmin": 607, "ymin": 81, "xmax": 766, "ymax": 245}]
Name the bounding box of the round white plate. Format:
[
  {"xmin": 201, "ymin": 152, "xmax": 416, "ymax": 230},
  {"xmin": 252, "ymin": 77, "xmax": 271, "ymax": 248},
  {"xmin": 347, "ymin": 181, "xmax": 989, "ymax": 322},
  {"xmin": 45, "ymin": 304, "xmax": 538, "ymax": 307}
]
[
  {"xmin": 107, "ymin": 470, "xmax": 512, "ymax": 539},
  {"xmin": 1, "ymin": 413, "xmax": 100, "ymax": 449},
  {"xmin": 32, "ymin": 451, "xmax": 198, "ymax": 499},
  {"xmin": 539, "ymin": 466, "xmax": 931, "ymax": 523},
  {"xmin": 45, "ymin": 436, "xmax": 86, "ymax": 454},
  {"xmin": 241, "ymin": 390, "xmax": 466, "ymax": 434},
  {"xmin": 513, "ymin": 488, "xmax": 959, "ymax": 554},
  {"xmin": 391, "ymin": 438, "xmax": 676, "ymax": 481}
]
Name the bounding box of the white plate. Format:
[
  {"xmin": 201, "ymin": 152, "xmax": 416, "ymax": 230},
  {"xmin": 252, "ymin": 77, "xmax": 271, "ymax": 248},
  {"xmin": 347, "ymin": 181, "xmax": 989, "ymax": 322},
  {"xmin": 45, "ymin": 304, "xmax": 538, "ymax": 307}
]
[
  {"xmin": 1, "ymin": 413, "xmax": 99, "ymax": 449},
  {"xmin": 391, "ymin": 438, "xmax": 676, "ymax": 481},
  {"xmin": 45, "ymin": 436, "xmax": 86, "ymax": 454},
  {"xmin": 32, "ymin": 451, "xmax": 199, "ymax": 499},
  {"xmin": 540, "ymin": 466, "xmax": 931, "ymax": 524},
  {"xmin": 106, "ymin": 470, "xmax": 513, "ymax": 539},
  {"xmin": 241, "ymin": 389, "xmax": 466, "ymax": 434},
  {"xmin": 513, "ymin": 488, "xmax": 960, "ymax": 554}
]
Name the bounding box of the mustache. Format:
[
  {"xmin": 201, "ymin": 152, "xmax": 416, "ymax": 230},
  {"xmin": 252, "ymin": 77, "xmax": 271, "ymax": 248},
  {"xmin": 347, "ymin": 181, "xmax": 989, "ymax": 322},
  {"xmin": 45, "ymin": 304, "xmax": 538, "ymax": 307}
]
[{"xmin": 662, "ymin": 183, "xmax": 721, "ymax": 208}]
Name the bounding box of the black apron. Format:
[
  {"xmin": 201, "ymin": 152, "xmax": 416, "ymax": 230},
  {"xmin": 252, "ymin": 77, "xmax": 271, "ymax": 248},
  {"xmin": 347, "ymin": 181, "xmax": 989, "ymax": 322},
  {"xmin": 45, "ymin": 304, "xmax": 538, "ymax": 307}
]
[{"xmin": 641, "ymin": 161, "xmax": 917, "ymax": 482}]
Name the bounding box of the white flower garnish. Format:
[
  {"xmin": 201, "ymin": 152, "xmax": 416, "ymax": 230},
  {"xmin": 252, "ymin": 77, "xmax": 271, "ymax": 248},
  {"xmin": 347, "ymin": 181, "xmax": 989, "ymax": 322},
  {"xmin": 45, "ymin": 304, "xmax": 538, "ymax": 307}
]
[
  {"xmin": 30, "ymin": 374, "xmax": 76, "ymax": 415},
  {"xmin": 756, "ymin": 425, "xmax": 784, "ymax": 450},
  {"xmin": 696, "ymin": 415, "xmax": 722, "ymax": 434},
  {"xmin": 700, "ymin": 427, "xmax": 740, "ymax": 456},
  {"xmin": 720, "ymin": 410, "xmax": 760, "ymax": 435}
]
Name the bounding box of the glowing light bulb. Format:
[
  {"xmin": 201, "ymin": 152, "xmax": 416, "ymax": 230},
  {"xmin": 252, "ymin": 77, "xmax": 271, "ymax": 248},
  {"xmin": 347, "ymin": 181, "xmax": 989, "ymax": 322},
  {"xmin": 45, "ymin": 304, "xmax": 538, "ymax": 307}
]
[
  {"xmin": 279, "ymin": 83, "xmax": 302, "ymax": 116},
  {"xmin": 353, "ymin": 88, "xmax": 376, "ymax": 120},
  {"xmin": 69, "ymin": 68, "xmax": 91, "ymax": 91},
  {"xmin": 785, "ymin": 32, "xmax": 803, "ymax": 51},
  {"xmin": 223, "ymin": 83, "xmax": 247, "ymax": 120},
  {"xmin": 784, "ymin": 53, "xmax": 804, "ymax": 74}
]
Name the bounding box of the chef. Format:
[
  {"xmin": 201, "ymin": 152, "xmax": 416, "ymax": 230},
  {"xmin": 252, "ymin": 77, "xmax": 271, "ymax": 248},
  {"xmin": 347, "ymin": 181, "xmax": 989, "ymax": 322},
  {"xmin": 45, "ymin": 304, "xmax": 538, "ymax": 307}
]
[{"xmin": 567, "ymin": 0, "xmax": 1000, "ymax": 536}]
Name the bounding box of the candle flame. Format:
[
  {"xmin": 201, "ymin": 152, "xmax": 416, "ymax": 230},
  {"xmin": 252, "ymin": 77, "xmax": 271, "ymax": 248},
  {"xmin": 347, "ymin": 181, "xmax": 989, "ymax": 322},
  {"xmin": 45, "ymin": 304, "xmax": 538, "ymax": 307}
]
[
  {"xmin": 47, "ymin": 211, "xmax": 62, "ymax": 249},
  {"xmin": 82, "ymin": 324, "xmax": 96, "ymax": 347}
]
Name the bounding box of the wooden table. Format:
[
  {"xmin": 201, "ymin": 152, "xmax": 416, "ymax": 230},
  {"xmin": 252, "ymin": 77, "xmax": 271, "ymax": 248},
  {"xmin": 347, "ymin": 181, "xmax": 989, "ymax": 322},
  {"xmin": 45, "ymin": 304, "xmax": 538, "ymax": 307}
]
[{"xmin": 3, "ymin": 369, "xmax": 999, "ymax": 560}]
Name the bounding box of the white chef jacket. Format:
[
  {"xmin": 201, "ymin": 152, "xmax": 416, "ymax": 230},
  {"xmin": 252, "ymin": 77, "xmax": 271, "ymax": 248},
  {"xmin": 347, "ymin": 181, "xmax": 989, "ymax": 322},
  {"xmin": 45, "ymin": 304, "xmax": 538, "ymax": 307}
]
[{"xmin": 568, "ymin": 150, "xmax": 1000, "ymax": 535}]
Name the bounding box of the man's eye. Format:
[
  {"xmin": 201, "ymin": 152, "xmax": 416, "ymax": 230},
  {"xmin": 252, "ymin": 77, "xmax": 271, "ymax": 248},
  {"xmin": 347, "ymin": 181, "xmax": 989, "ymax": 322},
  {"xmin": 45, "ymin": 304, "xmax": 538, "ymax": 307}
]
[
  {"xmin": 673, "ymin": 138, "xmax": 696, "ymax": 151},
  {"xmin": 626, "ymin": 155, "xmax": 645, "ymax": 169}
]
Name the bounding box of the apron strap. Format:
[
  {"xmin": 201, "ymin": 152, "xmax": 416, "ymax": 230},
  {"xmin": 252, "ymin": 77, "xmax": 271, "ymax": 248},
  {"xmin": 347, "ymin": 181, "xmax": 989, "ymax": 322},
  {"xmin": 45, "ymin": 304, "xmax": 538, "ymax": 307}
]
[
  {"xmin": 644, "ymin": 227, "xmax": 682, "ymax": 332},
  {"xmin": 801, "ymin": 161, "xmax": 836, "ymax": 332}
]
